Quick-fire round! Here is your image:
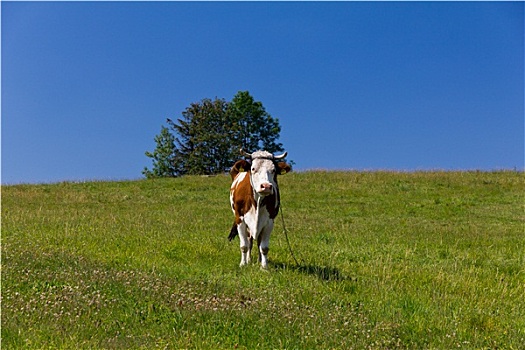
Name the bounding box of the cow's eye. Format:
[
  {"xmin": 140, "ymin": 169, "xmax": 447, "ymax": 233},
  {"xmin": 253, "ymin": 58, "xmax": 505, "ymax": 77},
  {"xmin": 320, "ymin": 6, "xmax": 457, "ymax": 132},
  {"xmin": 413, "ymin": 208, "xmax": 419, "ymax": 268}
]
[{"xmin": 251, "ymin": 167, "xmax": 256, "ymax": 172}]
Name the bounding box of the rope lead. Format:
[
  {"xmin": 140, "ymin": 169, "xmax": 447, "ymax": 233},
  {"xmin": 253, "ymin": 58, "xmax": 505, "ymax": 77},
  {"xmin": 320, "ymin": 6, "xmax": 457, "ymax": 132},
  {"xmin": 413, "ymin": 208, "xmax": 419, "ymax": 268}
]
[{"xmin": 279, "ymin": 204, "xmax": 301, "ymax": 266}]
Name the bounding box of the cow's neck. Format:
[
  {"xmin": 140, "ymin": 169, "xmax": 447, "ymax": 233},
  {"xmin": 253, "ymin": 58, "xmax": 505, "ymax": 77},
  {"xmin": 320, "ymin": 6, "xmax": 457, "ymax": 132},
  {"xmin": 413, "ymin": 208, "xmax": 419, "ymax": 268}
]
[
  {"xmin": 253, "ymin": 191, "xmax": 272, "ymax": 239},
  {"xmin": 254, "ymin": 192, "xmax": 265, "ymax": 216},
  {"xmin": 249, "ymin": 173, "xmax": 273, "ymax": 231}
]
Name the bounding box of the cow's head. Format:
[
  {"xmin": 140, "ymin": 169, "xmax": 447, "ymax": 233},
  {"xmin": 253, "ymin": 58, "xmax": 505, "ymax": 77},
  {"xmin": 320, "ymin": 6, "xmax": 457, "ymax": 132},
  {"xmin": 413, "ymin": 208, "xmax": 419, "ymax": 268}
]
[{"xmin": 231, "ymin": 149, "xmax": 291, "ymax": 197}]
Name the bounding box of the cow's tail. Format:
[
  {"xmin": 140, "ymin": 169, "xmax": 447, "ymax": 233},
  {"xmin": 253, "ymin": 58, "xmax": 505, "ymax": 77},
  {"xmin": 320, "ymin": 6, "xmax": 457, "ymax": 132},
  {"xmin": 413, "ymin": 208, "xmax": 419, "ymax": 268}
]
[{"xmin": 228, "ymin": 223, "xmax": 238, "ymax": 241}]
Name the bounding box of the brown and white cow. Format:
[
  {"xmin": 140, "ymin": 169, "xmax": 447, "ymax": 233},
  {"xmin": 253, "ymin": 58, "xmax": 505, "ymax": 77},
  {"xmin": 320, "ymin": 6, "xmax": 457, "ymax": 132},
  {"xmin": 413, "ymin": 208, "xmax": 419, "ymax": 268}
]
[{"xmin": 228, "ymin": 149, "xmax": 291, "ymax": 268}]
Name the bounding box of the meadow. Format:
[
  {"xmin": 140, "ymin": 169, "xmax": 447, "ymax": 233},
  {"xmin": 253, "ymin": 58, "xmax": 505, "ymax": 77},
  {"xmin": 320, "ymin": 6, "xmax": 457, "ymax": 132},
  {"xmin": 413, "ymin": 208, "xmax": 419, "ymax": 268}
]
[{"xmin": 2, "ymin": 171, "xmax": 524, "ymax": 349}]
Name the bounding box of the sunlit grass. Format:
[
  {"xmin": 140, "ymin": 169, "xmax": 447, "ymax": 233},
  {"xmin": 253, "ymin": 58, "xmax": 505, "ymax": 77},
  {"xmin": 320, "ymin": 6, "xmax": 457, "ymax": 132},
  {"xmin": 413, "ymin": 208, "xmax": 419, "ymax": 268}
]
[{"xmin": 2, "ymin": 171, "xmax": 524, "ymax": 348}]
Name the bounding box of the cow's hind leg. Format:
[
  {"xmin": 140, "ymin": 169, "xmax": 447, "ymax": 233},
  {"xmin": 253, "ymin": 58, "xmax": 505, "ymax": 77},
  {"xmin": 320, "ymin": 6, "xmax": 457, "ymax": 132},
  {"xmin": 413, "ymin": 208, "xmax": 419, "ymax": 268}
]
[{"xmin": 238, "ymin": 222, "xmax": 251, "ymax": 266}]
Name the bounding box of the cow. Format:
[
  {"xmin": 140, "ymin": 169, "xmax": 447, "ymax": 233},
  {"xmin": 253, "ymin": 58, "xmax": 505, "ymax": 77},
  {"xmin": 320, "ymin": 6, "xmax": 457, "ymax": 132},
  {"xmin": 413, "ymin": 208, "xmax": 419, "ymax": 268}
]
[{"xmin": 228, "ymin": 149, "xmax": 291, "ymax": 268}]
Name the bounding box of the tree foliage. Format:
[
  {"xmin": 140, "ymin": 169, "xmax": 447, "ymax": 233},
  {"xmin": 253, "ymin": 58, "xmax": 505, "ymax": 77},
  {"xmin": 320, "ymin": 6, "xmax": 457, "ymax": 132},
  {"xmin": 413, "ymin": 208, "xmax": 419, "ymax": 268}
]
[
  {"xmin": 170, "ymin": 98, "xmax": 231, "ymax": 176},
  {"xmin": 142, "ymin": 126, "xmax": 177, "ymax": 178},
  {"xmin": 228, "ymin": 91, "xmax": 283, "ymax": 154},
  {"xmin": 143, "ymin": 91, "xmax": 286, "ymax": 177}
]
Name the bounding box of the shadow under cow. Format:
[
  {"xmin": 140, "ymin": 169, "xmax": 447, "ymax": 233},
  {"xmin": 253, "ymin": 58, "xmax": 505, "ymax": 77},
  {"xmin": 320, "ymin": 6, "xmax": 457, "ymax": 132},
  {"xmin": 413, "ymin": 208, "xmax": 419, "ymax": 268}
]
[{"xmin": 271, "ymin": 261, "xmax": 355, "ymax": 282}]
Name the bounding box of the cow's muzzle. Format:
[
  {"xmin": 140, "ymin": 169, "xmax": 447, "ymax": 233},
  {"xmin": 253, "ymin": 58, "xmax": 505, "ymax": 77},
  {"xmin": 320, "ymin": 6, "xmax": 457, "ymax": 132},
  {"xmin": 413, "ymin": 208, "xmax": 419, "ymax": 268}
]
[{"xmin": 257, "ymin": 183, "xmax": 273, "ymax": 195}]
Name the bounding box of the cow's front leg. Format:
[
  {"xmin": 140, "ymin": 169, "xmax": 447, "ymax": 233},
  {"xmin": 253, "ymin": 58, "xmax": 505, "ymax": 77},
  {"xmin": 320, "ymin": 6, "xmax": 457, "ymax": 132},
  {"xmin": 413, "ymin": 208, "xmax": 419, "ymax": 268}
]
[
  {"xmin": 238, "ymin": 222, "xmax": 251, "ymax": 266},
  {"xmin": 258, "ymin": 222, "xmax": 273, "ymax": 269}
]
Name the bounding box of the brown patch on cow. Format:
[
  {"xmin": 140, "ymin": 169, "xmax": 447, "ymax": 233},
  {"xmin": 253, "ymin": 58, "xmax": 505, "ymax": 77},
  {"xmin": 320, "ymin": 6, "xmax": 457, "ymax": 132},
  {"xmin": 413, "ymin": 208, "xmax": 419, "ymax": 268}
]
[
  {"xmin": 261, "ymin": 162, "xmax": 291, "ymax": 219},
  {"xmin": 231, "ymin": 171, "xmax": 256, "ymax": 225},
  {"xmin": 262, "ymin": 190, "xmax": 280, "ymax": 219}
]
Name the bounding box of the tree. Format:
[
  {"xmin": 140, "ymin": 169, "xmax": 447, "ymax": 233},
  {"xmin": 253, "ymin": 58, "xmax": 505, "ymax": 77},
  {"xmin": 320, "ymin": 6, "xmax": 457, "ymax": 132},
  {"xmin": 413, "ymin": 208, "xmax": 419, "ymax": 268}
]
[
  {"xmin": 143, "ymin": 91, "xmax": 287, "ymax": 177},
  {"xmin": 169, "ymin": 98, "xmax": 230, "ymax": 175},
  {"xmin": 142, "ymin": 126, "xmax": 178, "ymax": 178},
  {"xmin": 228, "ymin": 91, "xmax": 284, "ymax": 155}
]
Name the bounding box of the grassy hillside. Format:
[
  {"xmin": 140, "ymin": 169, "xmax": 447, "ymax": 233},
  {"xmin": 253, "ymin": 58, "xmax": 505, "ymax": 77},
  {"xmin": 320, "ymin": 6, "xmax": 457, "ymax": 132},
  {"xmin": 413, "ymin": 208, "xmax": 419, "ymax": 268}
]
[{"xmin": 2, "ymin": 171, "xmax": 524, "ymax": 349}]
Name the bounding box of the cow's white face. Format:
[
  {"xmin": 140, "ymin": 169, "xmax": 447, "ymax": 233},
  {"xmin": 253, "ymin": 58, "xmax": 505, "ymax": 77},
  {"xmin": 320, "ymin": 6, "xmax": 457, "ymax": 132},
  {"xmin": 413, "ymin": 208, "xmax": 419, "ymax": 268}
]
[{"xmin": 250, "ymin": 151, "xmax": 277, "ymax": 196}]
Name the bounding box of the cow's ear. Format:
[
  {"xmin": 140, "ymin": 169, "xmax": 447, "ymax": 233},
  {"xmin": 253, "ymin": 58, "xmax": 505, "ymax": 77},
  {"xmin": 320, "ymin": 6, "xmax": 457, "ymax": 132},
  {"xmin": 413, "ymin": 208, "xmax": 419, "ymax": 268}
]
[
  {"xmin": 230, "ymin": 160, "xmax": 250, "ymax": 180},
  {"xmin": 237, "ymin": 162, "xmax": 247, "ymax": 172},
  {"xmin": 277, "ymin": 162, "xmax": 291, "ymax": 175}
]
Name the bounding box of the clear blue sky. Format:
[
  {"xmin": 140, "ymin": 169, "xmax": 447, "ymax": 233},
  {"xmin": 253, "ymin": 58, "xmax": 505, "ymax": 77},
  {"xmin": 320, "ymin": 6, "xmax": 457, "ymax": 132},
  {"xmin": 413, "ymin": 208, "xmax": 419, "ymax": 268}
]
[{"xmin": 2, "ymin": 1, "xmax": 523, "ymax": 184}]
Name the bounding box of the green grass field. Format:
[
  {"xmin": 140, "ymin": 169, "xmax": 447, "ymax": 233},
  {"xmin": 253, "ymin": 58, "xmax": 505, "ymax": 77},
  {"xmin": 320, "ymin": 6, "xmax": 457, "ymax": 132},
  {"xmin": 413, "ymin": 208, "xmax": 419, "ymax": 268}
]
[{"xmin": 2, "ymin": 171, "xmax": 524, "ymax": 349}]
